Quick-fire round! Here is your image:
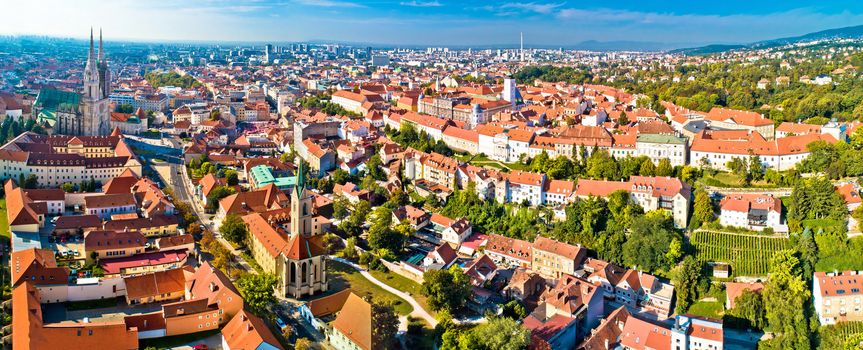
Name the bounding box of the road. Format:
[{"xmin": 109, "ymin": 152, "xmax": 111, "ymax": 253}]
[
  {"xmin": 149, "ymin": 136, "xmax": 256, "ymax": 275},
  {"xmin": 328, "ymin": 256, "xmax": 438, "ymax": 328}
]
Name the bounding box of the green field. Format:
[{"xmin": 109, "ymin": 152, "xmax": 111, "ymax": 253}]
[
  {"xmin": 327, "ymin": 260, "xmax": 414, "ymax": 315},
  {"xmin": 691, "ymin": 230, "xmax": 791, "ymax": 276}
]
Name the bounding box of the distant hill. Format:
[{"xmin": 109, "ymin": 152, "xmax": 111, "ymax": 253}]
[{"xmin": 671, "ymin": 24, "xmax": 863, "ymax": 55}]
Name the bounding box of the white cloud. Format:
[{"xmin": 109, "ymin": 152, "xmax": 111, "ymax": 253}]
[
  {"xmin": 293, "ymin": 0, "xmax": 365, "ymax": 8},
  {"xmin": 497, "ymin": 2, "xmax": 565, "ymax": 15},
  {"xmin": 400, "ymin": 1, "xmax": 442, "ymax": 7}
]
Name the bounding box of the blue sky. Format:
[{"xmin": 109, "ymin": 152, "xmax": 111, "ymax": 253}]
[{"xmin": 2, "ymin": 0, "xmax": 863, "ymax": 47}]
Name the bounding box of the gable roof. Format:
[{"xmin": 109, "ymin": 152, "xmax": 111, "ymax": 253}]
[
  {"xmin": 332, "ymin": 293, "xmax": 373, "ymax": 350},
  {"xmin": 11, "ymin": 248, "xmax": 69, "ymax": 286},
  {"xmin": 222, "ymin": 309, "xmax": 285, "ymax": 350}
]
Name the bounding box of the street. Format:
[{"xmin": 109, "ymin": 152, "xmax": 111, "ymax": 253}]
[{"xmin": 147, "ymin": 136, "xmax": 256, "ymax": 274}]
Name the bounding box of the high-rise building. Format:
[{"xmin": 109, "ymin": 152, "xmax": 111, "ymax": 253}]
[
  {"xmin": 32, "ymin": 28, "xmax": 111, "ymax": 136},
  {"xmin": 264, "ymin": 43, "xmax": 273, "ymax": 63}
]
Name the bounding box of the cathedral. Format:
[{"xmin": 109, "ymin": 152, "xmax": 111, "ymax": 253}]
[{"xmin": 33, "ymin": 28, "xmax": 112, "ymax": 136}]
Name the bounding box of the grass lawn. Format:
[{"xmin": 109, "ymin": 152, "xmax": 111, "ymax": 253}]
[
  {"xmin": 327, "ymin": 260, "xmax": 414, "ymax": 315},
  {"xmin": 368, "ymin": 269, "xmax": 435, "ymax": 318},
  {"xmin": 700, "ymin": 172, "xmax": 776, "ymax": 188},
  {"xmin": 138, "ymin": 329, "xmax": 220, "ymax": 349},
  {"xmin": 687, "ymin": 301, "xmax": 725, "ymax": 319}
]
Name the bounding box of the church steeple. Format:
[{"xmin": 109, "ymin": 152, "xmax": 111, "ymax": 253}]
[
  {"xmin": 98, "ymin": 28, "xmax": 104, "ymax": 61},
  {"xmin": 83, "ymin": 27, "xmax": 100, "ymax": 100},
  {"xmin": 88, "ymin": 27, "xmax": 95, "ymax": 60},
  {"xmin": 295, "ymin": 160, "xmax": 306, "ymax": 198}
]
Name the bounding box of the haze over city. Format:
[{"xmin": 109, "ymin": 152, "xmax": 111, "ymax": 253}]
[
  {"xmin": 3, "ymin": 2, "xmax": 863, "ymax": 350},
  {"xmin": 3, "ymin": 0, "xmax": 863, "ymax": 47}
]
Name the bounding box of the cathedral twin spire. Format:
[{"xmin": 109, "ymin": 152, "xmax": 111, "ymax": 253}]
[{"xmin": 84, "ymin": 27, "xmax": 110, "ymax": 101}]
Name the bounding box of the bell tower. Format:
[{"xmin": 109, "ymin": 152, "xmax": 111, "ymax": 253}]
[{"xmin": 291, "ymin": 161, "xmax": 314, "ymax": 237}]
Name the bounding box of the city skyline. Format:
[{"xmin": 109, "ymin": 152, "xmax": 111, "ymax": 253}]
[{"xmin": 3, "ymin": 0, "xmax": 863, "ymax": 48}]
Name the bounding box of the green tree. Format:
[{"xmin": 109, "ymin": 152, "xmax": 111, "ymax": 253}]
[
  {"xmin": 23, "ymin": 174, "xmax": 39, "ymax": 189},
  {"xmin": 367, "ymin": 155, "xmax": 386, "ymax": 181},
  {"xmin": 294, "ymin": 338, "xmax": 312, "ymax": 350},
  {"xmin": 501, "ymin": 300, "xmax": 527, "ymax": 319},
  {"xmin": 472, "ymin": 317, "xmax": 531, "ymax": 350},
  {"xmin": 332, "ymin": 169, "xmax": 350, "ymax": 185},
  {"xmin": 61, "ymin": 182, "xmax": 75, "ymax": 193},
  {"xmin": 367, "ymin": 207, "xmax": 403, "ymax": 252},
  {"xmin": 690, "ymin": 188, "xmax": 715, "ymax": 228},
  {"xmin": 422, "ymin": 265, "xmax": 472, "ymax": 313},
  {"xmin": 236, "ymin": 273, "xmax": 277, "ymax": 314},
  {"xmin": 761, "ymin": 251, "xmax": 811, "ymax": 350},
  {"xmin": 622, "ymin": 212, "xmax": 681, "ymax": 272},
  {"xmin": 727, "ymin": 157, "xmax": 749, "ymax": 180},
  {"xmin": 224, "ymin": 170, "xmax": 239, "ymax": 186},
  {"xmin": 748, "ymin": 152, "xmax": 764, "ymax": 181},
  {"xmin": 370, "ymin": 298, "xmax": 399, "ymax": 349},
  {"xmin": 206, "ymin": 185, "xmax": 236, "ymax": 211},
  {"xmin": 673, "ymin": 256, "xmax": 703, "ymax": 314},
  {"xmin": 727, "ymin": 289, "xmax": 766, "ymax": 330},
  {"xmin": 656, "ymin": 158, "xmax": 673, "ymax": 177},
  {"xmin": 220, "ymin": 214, "xmax": 248, "ymax": 246},
  {"xmin": 342, "ymin": 237, "xmax": 358, "ymax": 259},
  {"xmin": 639, "ymin": 158, "xmax": 656, "ymax": 177},
  {"xmin": 333, "ymin": 195, "xmax": 350, "ymax": 220},
  {"xmin": 587, "ymin": 149, "xmax": 619, "ymax": 180}
]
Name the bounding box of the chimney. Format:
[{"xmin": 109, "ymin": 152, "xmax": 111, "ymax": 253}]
[{"xmin": 209, "ymin": 281, "xmax": 218, "ymax": 292}]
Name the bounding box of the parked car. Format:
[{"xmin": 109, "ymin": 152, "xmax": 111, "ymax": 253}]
[
  {"xmin": 192, "ymin": 345, "xmax": 208, "ymax": 350},
  {"xmin": 276, "ymin": 317, "xmax": 287, "ymax": 330}
]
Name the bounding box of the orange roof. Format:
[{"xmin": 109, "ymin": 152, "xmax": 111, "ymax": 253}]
[
  {"xmin": 691, "ymin": 130, "xmax": 835, "ymax": 156},
  {"xmin": 720, "ymin": 194, "xmax": 781, "ymax": 213},
  {"xmin": 532, "ymin": 236, "xmax": 586, "ymax": 261},
  {"xmin": 776, "ymin": 122, "xmax": 821, "ymax": 135},
  {"xmin": 706, "ymin": 107, "xmax": 773, "ymax": 127},
  {"xmin": 13, "ymin": 282, "xmax": 139, "ymax": 350},
  {"xmin": 306, "ymin": 289, "xmax": 353, "ymax": 317},
  {"xmin": 620, "ymin": 316, "xmax": 671, "ymax": 350},
  {"xmin": 243, "ymin": 213, "xmax": 289, "ymax": 258},
  {"xmin": 836, "ymin": 184, "xmax": 862, "ymax": 205},
  {"xmin": 222, "ymin": 309, "xmax": 285, "ymax": 350},
  {"xmin": 11, "ymin": 248, "xmax": 69, "ymax": 286},
  {"xmin": 332, "ymin": 293, "xmax": 373, "ymax": 350},
  {"xmin": 4, "ymin": 180, "xmax": 39, "ymax": 226},
  {"xmin": 442, "ymin": 126, "xmax": 479, "ymax": 143},
  {"xmin": 815, "ymin": 271, "xmax": 863, "ymax": 297},
  {"xmin": 123, "ymin": 268, "xmax": 186, "ymax": 301},
  {"xmin": 507, "ymin": 170, "xmax": 544, "ymax": 186}
]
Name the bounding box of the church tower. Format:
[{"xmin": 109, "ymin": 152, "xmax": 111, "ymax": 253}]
[
  {"xmin": 82, "ymin": 28, "xmax": 100, "ymax": 101},
  {"xmin": 80, "ymin": 28, "xmax": 111, "ymax": 136},
  {"xmin": 98, "ymin": 29, "xmax": 111, "ymax": 99},
  {"xmin": 290, "ymin": 161, "xmax": 314, "ymax": 237}
]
